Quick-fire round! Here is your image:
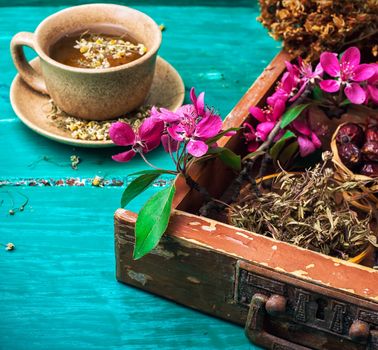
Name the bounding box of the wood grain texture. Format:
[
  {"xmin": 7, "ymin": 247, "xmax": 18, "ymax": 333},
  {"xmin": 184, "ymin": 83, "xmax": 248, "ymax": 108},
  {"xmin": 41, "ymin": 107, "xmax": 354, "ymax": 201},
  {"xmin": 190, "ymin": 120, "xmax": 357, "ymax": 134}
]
[{"xmin": 0, "ymin": 1, "xmax": 279, "ymax": 349}]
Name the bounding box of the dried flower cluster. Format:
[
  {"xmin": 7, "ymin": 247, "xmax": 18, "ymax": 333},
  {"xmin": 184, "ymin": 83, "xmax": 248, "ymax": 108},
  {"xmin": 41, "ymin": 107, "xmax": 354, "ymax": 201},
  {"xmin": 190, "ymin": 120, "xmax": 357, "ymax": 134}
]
[
  {"xmin": 46, "ymin": 100, "xmax": 151, "ymax": 141},
  {"xmin": 74, "ymin": 34, "xmax": 147, "ymax": 68},
  {"xmin": 229, "ymin": 154, "xmax": 377, "ymax": 260},
  {"xmin": 258, "ymin": 0, "xmax": 378, "ymax": 60}
]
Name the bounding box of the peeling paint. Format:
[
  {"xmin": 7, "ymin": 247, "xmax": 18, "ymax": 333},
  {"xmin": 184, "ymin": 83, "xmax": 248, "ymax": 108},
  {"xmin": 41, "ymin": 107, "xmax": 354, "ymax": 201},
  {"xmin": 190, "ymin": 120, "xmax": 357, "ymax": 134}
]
[
  {"xmin": 235, "ymin": 231, "xmax": 253, "ymax": 240},
  {"xmin": 334, "ymin": 263, "xmax": 340, "ymax": 267},
  {"xmin": 150, "ymin": 246, "xmax": 175, "ymax": 260},
  {"xmin": 201, "ymin": 221, "xmax": 217, "ymax": 232},
  {"xmin": 127, "ymin": 270, "xmax": 151, "ymax": 286},
  {"xmin": 291, "ymin": 270, "xmax": 309, "ymax": 278},
  {"xmin": 186, "ymin": 276, "xmax": 201, "ymax": 284},
  {"xmin": 189, "ymin": 221, "xmax": 201, "ymax": 226},
  {"xmin": 306, "ymin": 264, "xmax": 315, "ymax": 269},
  {"xmin": 339, "ymin": 288, "xmax": 356, "ymax": 294},
  {"xmin": 271, "ymin": 245, "xmax": 278, "ymax": 251}
]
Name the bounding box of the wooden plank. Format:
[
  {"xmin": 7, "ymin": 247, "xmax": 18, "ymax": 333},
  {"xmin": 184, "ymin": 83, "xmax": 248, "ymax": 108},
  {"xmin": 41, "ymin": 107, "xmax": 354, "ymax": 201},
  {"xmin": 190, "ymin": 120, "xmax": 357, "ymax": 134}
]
[{"xmin": 1, "ymin": 1, "xmax": 276, "ymax": 349}]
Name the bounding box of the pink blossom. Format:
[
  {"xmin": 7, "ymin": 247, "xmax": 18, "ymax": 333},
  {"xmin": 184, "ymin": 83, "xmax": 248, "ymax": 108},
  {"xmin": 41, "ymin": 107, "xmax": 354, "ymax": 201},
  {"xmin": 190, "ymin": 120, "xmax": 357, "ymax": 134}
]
[
  {"xmin": 319, "ymin": 47, "xmax": 375, "ymax": 104},
  {"xmin": 250, "ymin": 99, "xmax": 285, "ymax": 123},
  {"xmin": 110, "ymin": 118, "xmax": 164, "ymax": 162},
  {"xmin": 267, "ymin": 72, "xmax": 297, "ymax": 106},
  {"xmin": 366, "ymin": 63, "xmax": 378, "ymax": 105},
  {"xmin": 291, "ymin": 119, "xmax": 321, "ymax": 157},
  {"xmin": 243, "ymin": 122, "xmax": 259, "ymax": 152},
  {"xmin": 286, "ymin": 58, "xmax": 323, "ymax": 101},
  {"xmin": 167, "ymin": 111, "xmax": 222, "ymax": 157}
]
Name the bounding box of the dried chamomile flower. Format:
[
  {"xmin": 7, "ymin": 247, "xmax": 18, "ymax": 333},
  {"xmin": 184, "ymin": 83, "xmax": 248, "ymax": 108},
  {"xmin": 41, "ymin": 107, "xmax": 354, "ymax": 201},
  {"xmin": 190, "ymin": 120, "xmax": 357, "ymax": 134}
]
[
  {"xmin": 5, "ymin": 243, "xmax": 15, "ymax": 251},
  {"xmin": 46, "ymin": 100, "xmax": 152, "ymax": 142},
  {"xmin": 73, "ymin": 34, "xmax": 147, "ymax": 69}
]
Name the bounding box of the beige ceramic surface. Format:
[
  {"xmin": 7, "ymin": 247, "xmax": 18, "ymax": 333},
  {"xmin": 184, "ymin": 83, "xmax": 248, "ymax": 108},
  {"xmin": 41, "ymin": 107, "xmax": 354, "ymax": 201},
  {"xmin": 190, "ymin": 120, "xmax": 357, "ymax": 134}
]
[
  {"xmin": 10, "ymin": 4, "xmax": 162, "ymax": 120},
  {"xmin": 10, "ymin": 57, "xmax": 185, "ymax": 147}
]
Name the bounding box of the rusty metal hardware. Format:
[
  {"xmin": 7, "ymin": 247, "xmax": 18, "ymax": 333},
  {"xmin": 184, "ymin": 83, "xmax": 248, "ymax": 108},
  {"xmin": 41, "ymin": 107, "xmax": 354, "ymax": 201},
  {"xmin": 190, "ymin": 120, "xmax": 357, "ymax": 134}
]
[{"xmin": 245, "ymin": 293, "xmax": 312, "ymax": 350}]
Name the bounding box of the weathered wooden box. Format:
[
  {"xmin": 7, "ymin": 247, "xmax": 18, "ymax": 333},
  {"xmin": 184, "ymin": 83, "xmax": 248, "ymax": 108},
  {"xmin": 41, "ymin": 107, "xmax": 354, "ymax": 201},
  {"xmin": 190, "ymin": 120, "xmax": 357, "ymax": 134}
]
[{"xmin": 114, "ymin": 51, "xmax": 378, "ymax": 350}]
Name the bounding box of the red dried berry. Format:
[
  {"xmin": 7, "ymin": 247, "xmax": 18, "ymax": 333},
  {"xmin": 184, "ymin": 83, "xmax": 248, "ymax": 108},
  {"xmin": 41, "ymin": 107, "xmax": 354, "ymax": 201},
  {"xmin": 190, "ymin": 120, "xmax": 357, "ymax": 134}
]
[
  {"xmin": 360, "ymin": 163, "xmax": 378, "ymax": 177},
  {"xmin": 366, "ymin": 126, "xmax": 378, "ymax": 142},
  {"xmin": 361, "ymin": 141, "xmax": 378, "ymax": 162},
  {"xmin": 338, "ymin": 143, "xmax": 361, "ymax": 168},
  {"xmin": 336, "ymin": 123, "xmax": 364, "ymax": 146}
]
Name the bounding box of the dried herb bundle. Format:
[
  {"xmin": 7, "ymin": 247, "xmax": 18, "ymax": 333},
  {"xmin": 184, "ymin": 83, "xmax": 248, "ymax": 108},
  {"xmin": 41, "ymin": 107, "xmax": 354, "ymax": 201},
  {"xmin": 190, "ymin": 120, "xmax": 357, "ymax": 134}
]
[
  {"xmin": 229, "ymin": 154, "xmax": 377, "ymax": 259},
  {"xmin": 258, "ymin": 0, "xmax": 378, "ymax": 61},
  {"xmin": 45, "ymin": 100, "xmax": 151, "ymax": 141}
]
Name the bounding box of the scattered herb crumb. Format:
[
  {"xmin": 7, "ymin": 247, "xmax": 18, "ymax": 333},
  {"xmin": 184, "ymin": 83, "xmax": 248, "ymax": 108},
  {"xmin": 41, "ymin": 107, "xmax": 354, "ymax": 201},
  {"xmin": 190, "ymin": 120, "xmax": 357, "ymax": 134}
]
[
  {"xmin": 46, "ymin": 100, "xmax": 152, "ymax": 141},
  {"xmin": 92, "ymin": 175, "xmax": 104, "ymax": 187},
  {"xmin": 159, "ymin": 24, "xmax": 166, "ymax": 32},
  {"xmin": 5, "ymin": 243, "xmax": 15, "ymax": 251},
  {"xmin": 70, "ymin": 155, "xmax": 80, "ymax": 170}
]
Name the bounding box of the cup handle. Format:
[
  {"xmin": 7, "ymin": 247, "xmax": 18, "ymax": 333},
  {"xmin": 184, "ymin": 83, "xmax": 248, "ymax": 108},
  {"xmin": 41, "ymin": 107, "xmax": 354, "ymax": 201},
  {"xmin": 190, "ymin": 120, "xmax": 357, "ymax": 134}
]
[{"xmin": 10, "ymin": 32, "xmax": 48, "ymax": 95}]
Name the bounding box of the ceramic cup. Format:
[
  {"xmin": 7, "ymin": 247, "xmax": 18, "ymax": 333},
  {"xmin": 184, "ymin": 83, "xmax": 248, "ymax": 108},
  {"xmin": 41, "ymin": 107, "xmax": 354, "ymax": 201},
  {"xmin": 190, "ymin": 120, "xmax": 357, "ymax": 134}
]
[{"xmin": 10, "ymin": 4, "xmax": 162, "ymax": 120}]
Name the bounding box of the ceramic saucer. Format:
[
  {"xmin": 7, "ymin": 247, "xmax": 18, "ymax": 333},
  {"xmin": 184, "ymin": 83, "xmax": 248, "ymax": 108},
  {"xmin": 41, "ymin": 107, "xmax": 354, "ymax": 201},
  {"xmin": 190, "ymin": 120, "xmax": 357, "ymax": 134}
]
[{"xmin": 10, "ymin": 56, "xmax": 185, "ymax": 147}]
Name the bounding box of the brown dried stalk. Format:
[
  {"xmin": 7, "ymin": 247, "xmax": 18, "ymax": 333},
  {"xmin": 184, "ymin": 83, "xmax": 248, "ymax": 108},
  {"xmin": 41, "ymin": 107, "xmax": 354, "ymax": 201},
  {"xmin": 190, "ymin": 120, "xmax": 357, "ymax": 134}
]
[{"xmin": 229, "ymin": 154, "xmax": 377, "ymax": 260}]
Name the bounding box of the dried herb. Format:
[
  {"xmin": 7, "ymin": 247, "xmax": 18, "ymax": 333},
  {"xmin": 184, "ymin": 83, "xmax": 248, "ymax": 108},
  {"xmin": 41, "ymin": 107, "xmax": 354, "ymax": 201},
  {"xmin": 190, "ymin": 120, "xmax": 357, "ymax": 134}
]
[
  {"xmin": 74, "ymin": 33, "xmax": 147, "ymax": 69},
  {"xmin": 258, "ymin": 1, "xmax": 378, "ymax": 61},
  {"xmin": 46, "ymin": 100, "xmax": 151, "ymax": 141},
  {"xmin": 70, "ymin": 155, "xmax": 80, "ymax": 170},
  {"xmin": 229, "ymin": 152, "xmax": 377, "ymax": 260}
]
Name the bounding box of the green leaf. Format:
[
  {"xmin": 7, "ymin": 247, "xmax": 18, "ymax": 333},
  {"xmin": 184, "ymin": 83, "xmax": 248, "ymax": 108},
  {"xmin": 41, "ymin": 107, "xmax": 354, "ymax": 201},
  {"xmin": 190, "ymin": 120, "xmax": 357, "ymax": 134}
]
[
  {"xmin": 279, "ymin": 141, "xmax": 299, "ymax": 166},
  {"xmin": 207, "ymin": 147, "xmax": 241, "ymax": 171},
  {"xmin": 121, "ymin": 173, "xmax": 161, "ymax": 208},
  {"xmin": 242, "ymin": 150, "xmax": 266, "ymax": 161},
  {"xmin": 269, "ymin": 130, "xmax": 296, "ymax": 160},
  {"xmin": 129, "ymin": 169, "xmax": 176, "ymax": 176},
  {"xmin": 205, "ymin": 127, "xmax": 240, "ymax": 145},
  {"xmin": 280, "ymin": 104, "xmax": 309, "ymax": 129},
  {"xmin": 133, "ymin": 185, "xmax": 176, "ymax": 260},
  {"xmin": 340, "ymin": 99, "xmax": 352, "ymax": 106},
  {"xmin": 312, "ymin": 86, "xmax": 323, "ymax": 101}
]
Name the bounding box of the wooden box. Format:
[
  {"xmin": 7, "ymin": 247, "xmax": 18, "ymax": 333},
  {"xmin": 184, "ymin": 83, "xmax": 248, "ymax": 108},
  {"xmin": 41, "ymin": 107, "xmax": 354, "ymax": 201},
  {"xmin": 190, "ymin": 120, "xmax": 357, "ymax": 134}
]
[{"xmin": 114, "ymin": 51, "xmax": 378, "ymax": 350}]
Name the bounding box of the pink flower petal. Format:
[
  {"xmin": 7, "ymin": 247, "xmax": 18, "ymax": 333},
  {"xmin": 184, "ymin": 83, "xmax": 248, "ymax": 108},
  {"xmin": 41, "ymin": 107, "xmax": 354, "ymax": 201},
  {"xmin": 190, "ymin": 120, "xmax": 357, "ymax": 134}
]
[
  {"xmin": 190, "ymin": 87, "xmax": 197, "ymax": 105},
  {"xmin": 341, "ymin": 47, "xmax": 360, "ymax": 68},
  {"xmin": 139, "ymin": 118, "xmax": 164, "ymax": 140},
  {"xmin": 195, "ymin": 113, "xmax": 223, "ymax": 139},
  {"xmin": 367, "ymin": 85, "xmax": 378, "ymax": 104},
  {"xmin": 243, "ymin": 122, "xmax": 256, "ymax": 142},
  {"xmin": 138, "ymin": 118, "xmax": 164, "ymax": 151},
  {"xmin": 186, "ymin": 139, "xmax": 208, "ymax": 157},
  {"xmin": 196, "ymin": 92, "xmax": 205, "ymax": 116},
  {"xmin": 292, "ymin": 120, "xmax": 311, "ymax": 136},
  {"xmin": 249, "ymin": 106, "xmax": 266, "ymax": 122},
  {"xmin": 112, "ymin": 149, "xmax": 136, "ymax": 162},
  {"xmin": 353, "ymin": 64, "xmax": 375, "ymax": 82},
  {"xmin": 256, "ymin": 122, "xmax": 275, "ymax": 141},
  {"xmin": 311, "ymin": 132, "xmax": 322, "ymax": 148},
  {"xmin": 224, "ymin": 130, "xmax": 237, "ymax": 136},
  {"xmin": 314, "ymin": 62, "xmax": 324, "ymax": 77},
  {"xmin": 297, "ymin": 136, "xmax": 316, "ymax": 157},
  {"xmin": 109, "ymin": 122, "xmax": 135, "ymax": 146},
  {"xmin": 247, "ymin": 140, "xmax": 259, "ymax": 152},
  {"xmin": 272, "ymin": 99, "xmax": 286, "ymax": 121},
  {"xmin": 152, "ymin": 107, "xmax": 181, "ymax": 123},
  {"xmin": 167, "ymin": 124, "xmax": 186, "ymax": 141},
  {"xmin": 320, "ymin": 52, "xmax": 340, "ymax": 77},
  {"xmin": 345, "ymin": 83, "xmax": 366, "ymax": 104},
  {"xmin": 161, "ymin": 134, "xmax": 179, "ymax": 153},
  {"xmin": 319, "ymin": 79, "xmax": 340, "ymax": 93}
]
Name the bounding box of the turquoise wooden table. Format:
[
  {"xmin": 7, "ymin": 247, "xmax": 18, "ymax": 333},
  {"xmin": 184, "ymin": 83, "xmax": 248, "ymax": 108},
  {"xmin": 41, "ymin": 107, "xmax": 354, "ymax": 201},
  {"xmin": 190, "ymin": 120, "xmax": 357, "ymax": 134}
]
[{"xmin": 0, "ymin": 1, "xmax": 279, "ymax": 348}]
